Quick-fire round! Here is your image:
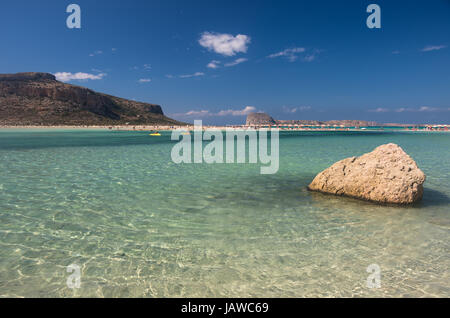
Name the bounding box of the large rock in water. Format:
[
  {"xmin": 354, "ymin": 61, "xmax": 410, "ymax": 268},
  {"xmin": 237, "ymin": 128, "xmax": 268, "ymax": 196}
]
[{"xmin": 308, "ymin": 143, "xmax": 426, "ymax": 204}]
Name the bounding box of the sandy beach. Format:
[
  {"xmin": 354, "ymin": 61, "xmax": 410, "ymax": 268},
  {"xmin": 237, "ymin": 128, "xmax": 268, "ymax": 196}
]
[{"xmin": 0, "ymin": 124, "xmax": 448, "ymax": 132}]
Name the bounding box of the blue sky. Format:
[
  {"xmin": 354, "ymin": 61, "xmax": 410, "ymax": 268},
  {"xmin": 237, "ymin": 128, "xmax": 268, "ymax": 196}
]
[{"xmin": 0, "ymin": 0, "xmax": 449, "ymax": 124}]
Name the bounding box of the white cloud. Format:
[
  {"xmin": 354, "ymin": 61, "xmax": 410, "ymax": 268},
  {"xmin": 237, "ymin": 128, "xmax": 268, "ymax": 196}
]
[
  {"xmin": 303, "ymin": 55, "xmax": 316, "ymax": 62},
  {"xmin": 268, "ymin": 48, "xmax": 322, "ymax": 62},
  {"xmin": 369, "ymin": 106, "xmax": 448, "ymax": 113},
  {"xmin": 207, "ymin": 60, "xmax": 221, "ymax": 69},
  {"xmin": 179, "ymin": 72, "xmax": 205, "ymax": 78},
  {"xmin": 418, "ymin": 106, "xmax": 439, "ymax": 112},
  {"xmin": 165, "ymin": 72, "xmax": 204, "ymax": 79},
  {"xmin": 185, "ymin": 110, "xmax": 211, "ymax": 116},
  {"xmin": 421, "ymin": 45, "xmax": 447, "ymax": 52},
  {"xmin": 283, "ymin": 106, "xmax": 311, "ymax": 113},
  {"xmin": 174, "ymin": 106, "xmax": 257, "ymax": 117},
  {"xmin": 224, "ymin": 58, "xmax": 248, "ymax": 67},
  {"xmin": 199, "ymin": 32, "xmax": 251, "ymax": 56},
  {"xmin": 130, "ymin": 64, "xmax": 152, "ymax": 71},
  {"xmin": 54, "ymin": 72, "xmax": 106, "ymax": 82},
  {"xmin": 207, "ymin": 58, "xmax": 248, "ymax": 69},
  {"xmin": 138, "ymin": 78, "xmax": 151, "ymax": 83},
  {"xmin": 89, "ymin": 50, "xmax": 103, "ymax": 57},
  {"xmin": 268, "ymin": 47, "xmax": 305, "ymax": 62},
  {"xmin": 283, "ymin": 107, "xmax": 297, "ymax": 113},
  {"xmin": 217, "ymin": 106, "xmax": 256, "ymax": 116},
  {"xmin": 396, "ymin": 106, "xmax": 442, "ymax": 112},
  {"xmin": 368, "ymin": 107, "xmax": 390, "ymax": 113},
  {"xmin": 171, "ymin": 110, "xmax": 211, "ymax": 117}
]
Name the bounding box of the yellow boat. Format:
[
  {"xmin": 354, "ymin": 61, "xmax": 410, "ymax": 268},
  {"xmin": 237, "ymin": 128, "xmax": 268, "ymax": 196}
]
[{"xmin": 149, "ymin": 132, "xmax": 161, "ymax": 136}]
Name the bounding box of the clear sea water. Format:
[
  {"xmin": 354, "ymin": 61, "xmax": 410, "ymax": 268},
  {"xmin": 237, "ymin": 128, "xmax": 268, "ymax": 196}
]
[{"xmin": 0, "ymin": 129, "xmax": 448, "ymax": 297}]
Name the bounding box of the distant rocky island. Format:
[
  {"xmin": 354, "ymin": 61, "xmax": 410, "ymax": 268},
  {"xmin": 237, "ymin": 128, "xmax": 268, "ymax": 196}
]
[
  {"xmin": 0, "ymin": 72, "xmax": 184, "ymax": 126},
  {"xmin": 246, "ymin": 112, "xmax": 378, "ymax": 127}
]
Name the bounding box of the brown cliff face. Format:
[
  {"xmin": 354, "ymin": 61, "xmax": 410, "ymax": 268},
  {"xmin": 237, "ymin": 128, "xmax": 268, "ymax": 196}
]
[{"xmin": 0, "ymin": 72, "xmax": 184, "ymax": 126}]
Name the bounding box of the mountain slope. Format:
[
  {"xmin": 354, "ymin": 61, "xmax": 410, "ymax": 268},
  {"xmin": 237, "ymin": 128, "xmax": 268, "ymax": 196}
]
[{"xmin": 0, "ymin": 72, "xmax": 185, "ymax": 126}]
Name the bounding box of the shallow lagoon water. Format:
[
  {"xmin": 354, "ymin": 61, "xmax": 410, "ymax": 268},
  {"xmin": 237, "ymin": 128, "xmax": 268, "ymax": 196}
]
[{"xmin": 0, "ymin": 129, "xmax": 449, "ymax": 297}]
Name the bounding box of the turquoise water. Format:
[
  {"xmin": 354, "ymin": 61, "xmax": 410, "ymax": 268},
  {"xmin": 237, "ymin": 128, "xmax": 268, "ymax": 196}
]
[{"xmin": 0, "ymin": 129, "xmax": 449, "ymax": 297}]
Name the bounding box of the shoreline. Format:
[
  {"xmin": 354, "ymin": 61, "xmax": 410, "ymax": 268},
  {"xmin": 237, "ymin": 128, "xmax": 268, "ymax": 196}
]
[{"xmin": 0, "ymin": 125, "xmax": 449, "ymax": 132}]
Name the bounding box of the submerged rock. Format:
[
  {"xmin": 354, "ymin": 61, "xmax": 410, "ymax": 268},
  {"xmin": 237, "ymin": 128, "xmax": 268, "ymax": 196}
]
[{"xmin": 307, "ymin": 143, "xmax": 426, "ymax": 204}]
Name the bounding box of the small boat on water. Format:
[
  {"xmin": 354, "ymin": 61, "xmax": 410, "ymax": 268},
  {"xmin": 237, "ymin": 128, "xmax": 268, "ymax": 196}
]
[{"xmin": 149, "ymin": 132, "xmax": 161, "ymax": 136}]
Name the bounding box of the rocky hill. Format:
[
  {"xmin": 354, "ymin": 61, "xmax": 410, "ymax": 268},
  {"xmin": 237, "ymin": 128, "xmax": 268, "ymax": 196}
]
[
  {"xmin": 0, "ymin": 72, "xmax": 184, "ymax": 126},
  {"xmin": 324, "ymin": 120, "xmax": 378, "ymax": 127},
  {"xmin": 246, "ymin": 112, "xmax": 378, "ymax": 127},
  {"xmin": 276, "ymin": 120, "xmax": 322, "ymax": 125},
  {"xmin": 246, "ymin": 112, "xmax": 276, "ymax": 125}
]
